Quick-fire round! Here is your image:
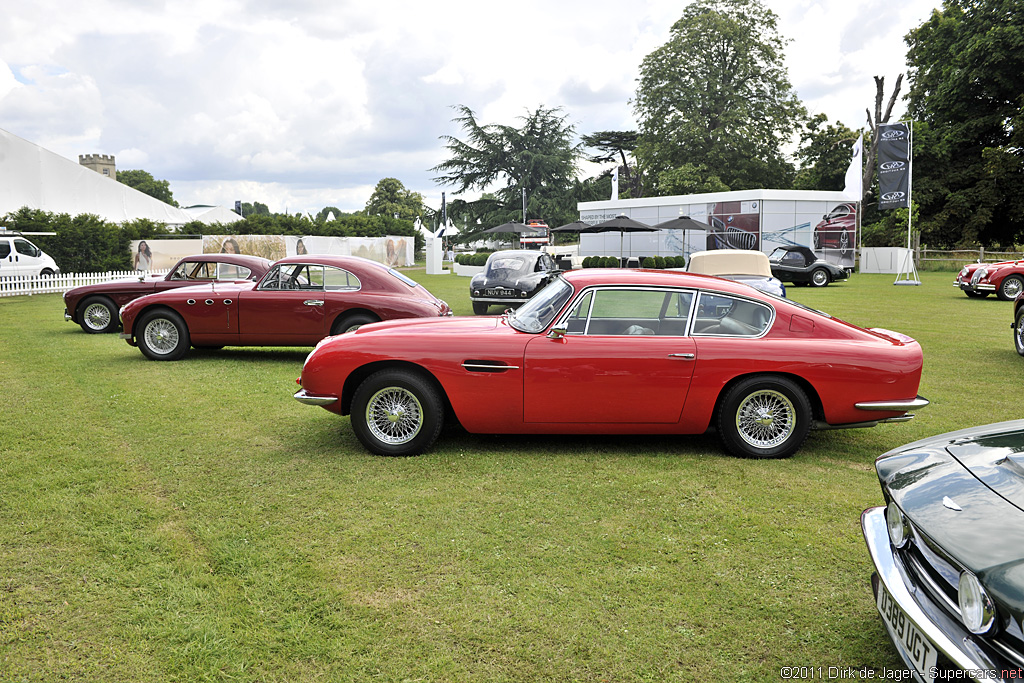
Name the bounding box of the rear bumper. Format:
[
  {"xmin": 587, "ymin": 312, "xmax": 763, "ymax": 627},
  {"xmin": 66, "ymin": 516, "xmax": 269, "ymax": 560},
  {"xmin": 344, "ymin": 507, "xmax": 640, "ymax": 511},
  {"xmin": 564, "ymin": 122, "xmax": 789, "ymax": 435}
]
[
  {"xmin": 293, "ymin": 389, "xmax": 338, "ymax": 407},
  {"xmin": 855, "ymin": 396, "xmax": 930, "ymax": 412}
]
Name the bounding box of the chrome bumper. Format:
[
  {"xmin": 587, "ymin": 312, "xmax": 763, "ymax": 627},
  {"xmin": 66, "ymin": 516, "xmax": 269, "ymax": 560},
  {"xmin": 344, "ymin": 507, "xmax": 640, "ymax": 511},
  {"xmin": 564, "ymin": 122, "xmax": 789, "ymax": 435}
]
[
  {"xmin": 64, "ymin": 310, "xmax": 72, "ymax": 322},
  {"xmin": 855, "ymin": 396, "xmax": 930, "ymax": 412},
  {"xmin": 861, "ymin": 507, "xmax": 1002, "ymax": 676},
  {"xmin": 293, "ymin": 389, "xmax": 338, "ymax": 407}
]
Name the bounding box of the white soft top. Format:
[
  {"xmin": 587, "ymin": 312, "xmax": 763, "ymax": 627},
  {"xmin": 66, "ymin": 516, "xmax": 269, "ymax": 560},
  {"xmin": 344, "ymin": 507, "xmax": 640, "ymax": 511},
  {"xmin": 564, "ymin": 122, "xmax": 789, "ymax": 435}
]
[{"xmin": 687, "ymin": 249, "xmax": 772, "ymax": 277}]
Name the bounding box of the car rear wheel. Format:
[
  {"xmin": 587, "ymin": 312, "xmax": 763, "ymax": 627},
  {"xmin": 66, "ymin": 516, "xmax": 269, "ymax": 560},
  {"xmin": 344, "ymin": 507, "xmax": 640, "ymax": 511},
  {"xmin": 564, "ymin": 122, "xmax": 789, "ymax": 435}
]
[
  {"xmin": 472, "ymin": 302, "xmax": 489, "ymax": 315},
  {"xmin": 998, "ymin": 275, "xmax": 1024, "ymax": 301},
  {"xmin": 1015, "ymin": 308, "xmax": 1024, "ymax": 357},
  {"xmin": 137, "ymin": 309, "xmax": 190, "ymax": 361},
  {"xmin": 717, "ymin": 376, "xmax": 811, "ymax": 459},
  {"xmin": 810, "ymin": 269, "xmax": 830, "ymax": 287},
  {"xmin": 331, "ymin": 312, "xmax": 378, "ymax": 335},
  {"xmin": 351, "ymin": 369, "xmax": 444, "ymax": 456},
  {"xmin": 79, "ymin": 296, "xmax": 119, "ymax": 333}
]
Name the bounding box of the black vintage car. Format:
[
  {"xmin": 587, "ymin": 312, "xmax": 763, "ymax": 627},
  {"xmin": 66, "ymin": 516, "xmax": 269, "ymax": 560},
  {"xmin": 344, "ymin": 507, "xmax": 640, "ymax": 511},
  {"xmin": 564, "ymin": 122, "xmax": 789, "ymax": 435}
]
[
  {"xmin": 470, "ymin": 250, "xmax": 560, "ymax": 315},
  {"xmin": 862, "ymin": 420, "xmax": 1024, "ymax": 680},
  {"xmin": 768, "ymin": 245, "xmax": 850, "ymax": 287}
]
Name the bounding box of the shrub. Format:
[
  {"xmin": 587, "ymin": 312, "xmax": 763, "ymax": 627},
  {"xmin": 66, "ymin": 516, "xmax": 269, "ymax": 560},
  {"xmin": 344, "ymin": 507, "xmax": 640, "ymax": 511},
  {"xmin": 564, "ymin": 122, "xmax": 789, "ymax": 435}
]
[
  {"xmin": 642, "ymin": 257, "xmax": 656, "ymax": 268},
  {"xmin": 654, "ymin": 256, "xmax": 666, "ymax": 269},
  {"xmin": 473, "ymin": 253, "xmax": 488, "ymax": 266}
]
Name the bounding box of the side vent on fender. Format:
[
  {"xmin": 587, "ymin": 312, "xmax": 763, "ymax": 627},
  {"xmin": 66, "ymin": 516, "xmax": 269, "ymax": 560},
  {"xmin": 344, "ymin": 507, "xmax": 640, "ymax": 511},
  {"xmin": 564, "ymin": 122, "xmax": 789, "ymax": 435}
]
[{"xmin": 461, "ymin": 360, "xmax": 519, "ymax": 373}]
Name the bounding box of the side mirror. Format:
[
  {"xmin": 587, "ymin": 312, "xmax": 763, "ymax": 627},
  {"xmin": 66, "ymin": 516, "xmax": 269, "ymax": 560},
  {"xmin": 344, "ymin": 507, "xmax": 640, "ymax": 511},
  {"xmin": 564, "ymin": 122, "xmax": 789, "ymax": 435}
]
[{"xmin": 547, "ymin": 326, "xmax": 567, "ymax": 339}]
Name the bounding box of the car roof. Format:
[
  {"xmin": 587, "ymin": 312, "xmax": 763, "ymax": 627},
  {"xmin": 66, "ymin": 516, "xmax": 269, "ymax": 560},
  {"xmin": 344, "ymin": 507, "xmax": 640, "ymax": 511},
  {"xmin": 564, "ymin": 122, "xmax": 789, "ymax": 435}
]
[
  {"xmin": 489, "ymin": 249, "xmax": 541, "ymax": 259},
  {"xmin": 687, "ymin": 249, "xmax": 772, "ymax": 277},
  {"xmin": 185, "ymin": 253, "xmax": 272, "ymax": 266},
  {"xmin": 561, "ymin": 267, "xmax": 765, "ymax": 298},
  {"xmin": 272, "ymin": 255, "xmax": 391, "ymax": 271}
]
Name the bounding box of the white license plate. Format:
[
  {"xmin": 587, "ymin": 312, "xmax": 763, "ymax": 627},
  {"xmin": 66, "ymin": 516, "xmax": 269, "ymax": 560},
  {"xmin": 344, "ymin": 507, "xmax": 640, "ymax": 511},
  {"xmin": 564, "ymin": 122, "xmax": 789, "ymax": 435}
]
[
  {"xmin": 486, "ymin": 289, "xmax": 515, "ymax": 297},
  {"xmin": 877, "ymin": 583, "xmax": 938, "ymax": 681}
]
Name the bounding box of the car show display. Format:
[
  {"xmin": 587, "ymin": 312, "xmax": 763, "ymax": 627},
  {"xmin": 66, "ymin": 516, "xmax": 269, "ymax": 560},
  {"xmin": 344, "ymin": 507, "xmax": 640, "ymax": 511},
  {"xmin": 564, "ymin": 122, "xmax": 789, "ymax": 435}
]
[
  {"xmin": 118, "ymin": 255, "xmax": 451, "ymax": 361},
  {"xmin": 296, "ymin": 268, "xmax": 927, "ymax": 460},
  {"xmin": 862, "ymin": 420, "xmax": 1024, "ymax": 680},
  {"xmin": 685, "ymin": 249, "xmax": 786, "ymax": 297},
  {"xmin": 768, "ymin": 245, "xmax": 851, "ymax": 287},
  {"xmin": 469, "ymin": 249, "xmax": 562, "ymax": 315},
  {"xmin": 955, "ymin": 260, "xmax": 1024, "ymax": 300},
  {"xmin": 63, "ymin": 253, "xmax": 273, "ymax": 333}
]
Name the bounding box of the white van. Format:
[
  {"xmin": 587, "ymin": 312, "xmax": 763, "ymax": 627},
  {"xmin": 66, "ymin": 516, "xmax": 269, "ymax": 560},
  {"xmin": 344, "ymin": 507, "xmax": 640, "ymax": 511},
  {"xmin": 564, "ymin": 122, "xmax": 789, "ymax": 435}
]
[{"xmin": 0, "ymin": 232, "xmax": 60, "ymax": 278}]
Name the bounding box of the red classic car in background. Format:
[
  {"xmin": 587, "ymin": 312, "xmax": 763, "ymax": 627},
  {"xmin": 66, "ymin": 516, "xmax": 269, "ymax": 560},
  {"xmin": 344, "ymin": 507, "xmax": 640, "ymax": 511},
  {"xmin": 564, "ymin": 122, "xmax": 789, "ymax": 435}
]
[
  {"xmin": 119, "ymin": 255, "xmax": 451, "ymax": 361},
  {"xmin": 64, "ymin": 254, "xmax": 272, "ymax": 333},
  {"xmin": 295, "ymin": 269, "xmax": 928, "ymax": 460},
  {"xmin": 955, "ymin": 260, "xmax": 1024, "ymax": 300},
  {"xmin": 812, "ymin": 203, "xmax": 856, "ymax": 257}
]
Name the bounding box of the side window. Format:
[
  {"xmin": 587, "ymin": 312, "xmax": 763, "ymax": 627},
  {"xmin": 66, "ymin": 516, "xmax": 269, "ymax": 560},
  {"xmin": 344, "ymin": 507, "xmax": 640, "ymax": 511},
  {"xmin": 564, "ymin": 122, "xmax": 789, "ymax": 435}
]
[
  {"xmin": 784, "ymin": 252, "xmax": 802, "ymax": 263},
  {"xmin": 323, "ymin": 267, "xmax": 360, "ymax": 291},
  {"xmin": 565, "ymin": 291, "xmax": 594, "ymax": 334},
  {"xmin": 170, "ymin": 261, "xmax": 197, "ymax": 279},
  {"xmin": 0, "ymin": 242, "xmax": 10, "ymax": 259},
  {"xmin": 14, "ymin": 239, "xmax": 39, "ymax": 257},
  {"xmin": 692, "ymin": 293, "xmax": 772, "ymax": 337},
  {"xmin": 216, "ymin": 263, "xmax": 251, "ymax": 280},
  {"xmin": 260, "ymin": 264, "xmax": 305, "ymax": 290},
  {"xmin": 298, "ymin": 265, "xmax": 325, "ymax": 289},
  {"xmin": 567, "ymin": 289, "xmax": 693, "ymax": 336}
]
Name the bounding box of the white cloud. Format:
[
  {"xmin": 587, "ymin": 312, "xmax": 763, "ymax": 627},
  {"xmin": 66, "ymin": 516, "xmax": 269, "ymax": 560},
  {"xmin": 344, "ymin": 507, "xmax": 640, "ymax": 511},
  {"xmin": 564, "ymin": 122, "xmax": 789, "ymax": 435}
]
[{"xmin": 0, "ymin": 0, "xmax": 940, "ymax": 216}]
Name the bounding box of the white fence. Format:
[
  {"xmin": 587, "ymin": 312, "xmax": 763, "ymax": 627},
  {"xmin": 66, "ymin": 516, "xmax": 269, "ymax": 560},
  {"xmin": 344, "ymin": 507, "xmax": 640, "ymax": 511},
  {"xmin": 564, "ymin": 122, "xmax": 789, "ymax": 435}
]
[{"xmin": 0, "ymin": 269, "xmax": 170, "ymax": 298}]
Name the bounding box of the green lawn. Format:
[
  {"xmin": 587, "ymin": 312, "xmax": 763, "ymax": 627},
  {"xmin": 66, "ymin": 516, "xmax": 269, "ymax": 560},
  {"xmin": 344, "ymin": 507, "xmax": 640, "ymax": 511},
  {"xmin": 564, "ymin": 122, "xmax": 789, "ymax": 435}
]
[{"xmin": 1, "ymin": 270, "xmax": 1020, "ymax": 682}]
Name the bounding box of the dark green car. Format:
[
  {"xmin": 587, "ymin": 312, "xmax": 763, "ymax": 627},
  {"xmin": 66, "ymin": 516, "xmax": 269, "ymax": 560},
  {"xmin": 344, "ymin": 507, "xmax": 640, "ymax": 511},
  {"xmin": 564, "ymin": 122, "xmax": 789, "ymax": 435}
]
[{"xmin": 862, "ymin": 420, "xmax": 1024, "ymax": 680}]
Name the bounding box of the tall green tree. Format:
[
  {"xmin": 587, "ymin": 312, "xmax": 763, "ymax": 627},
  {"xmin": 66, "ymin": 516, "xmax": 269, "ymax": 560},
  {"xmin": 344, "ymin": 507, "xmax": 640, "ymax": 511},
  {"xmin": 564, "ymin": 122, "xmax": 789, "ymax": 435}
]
[
  {"xmin": 581, "ymin": 131, "xmax": 645, "ymax": 198},
  {"xmin": 793, "ymin": 114, "xmax": 859, "ymax": 191},
  {"xmin": 633, "ymin": 0, "xmax": 805, "ymax": 193},
  {"xmin": 905, "ymin": 0, "xmax": 1024, "ymax": 247},
  {"xmin": 432, "ymin": 105, "xmax": 581, "ymax": 228},
  {"xmin": 117, "ymin": 169, "xmax": 179, "ymax": 207},
  {"xmin": 363, "ymin": 178, "xmax": 425, "ymax": 221}
]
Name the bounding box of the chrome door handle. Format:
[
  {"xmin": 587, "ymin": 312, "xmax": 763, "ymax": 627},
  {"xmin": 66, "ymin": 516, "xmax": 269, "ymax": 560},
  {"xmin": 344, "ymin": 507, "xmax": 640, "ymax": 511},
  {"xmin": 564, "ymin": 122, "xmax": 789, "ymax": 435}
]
[
  {"xmin": 668, "ymin": 353, "xmax": 695, "ymax": 359},
  {"xmin": 303, "ymin": 300, "xmax": 324, "ymax": 307}
]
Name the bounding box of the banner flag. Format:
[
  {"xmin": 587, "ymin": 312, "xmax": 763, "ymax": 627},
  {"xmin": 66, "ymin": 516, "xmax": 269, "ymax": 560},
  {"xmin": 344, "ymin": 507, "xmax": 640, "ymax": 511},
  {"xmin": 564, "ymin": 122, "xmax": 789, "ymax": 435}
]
[
  {"xmin": 877, "ymin": 123, "xmax": 911, "ymax": 210},
  {"xmin": 842, "ymin": 133, "xmax": 863, "ymax": 201},
  {"xmin": 611, "ymin": 166, "xmax": 619, "ymax": 201}
]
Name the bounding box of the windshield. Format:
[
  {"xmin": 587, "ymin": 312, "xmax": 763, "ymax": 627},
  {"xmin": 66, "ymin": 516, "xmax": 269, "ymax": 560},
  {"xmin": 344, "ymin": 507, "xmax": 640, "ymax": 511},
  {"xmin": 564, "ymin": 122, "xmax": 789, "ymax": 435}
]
[
  {"xmin": 485, "ymin": 255, "xmax": 532, "ymax": 277},
  {"xmin": 768, "ymin": 247, "xmax": 789, "ymax": 261},
  {"xmin": 509, "ymin": 277, "xmax": 573, "ymax": 333}
]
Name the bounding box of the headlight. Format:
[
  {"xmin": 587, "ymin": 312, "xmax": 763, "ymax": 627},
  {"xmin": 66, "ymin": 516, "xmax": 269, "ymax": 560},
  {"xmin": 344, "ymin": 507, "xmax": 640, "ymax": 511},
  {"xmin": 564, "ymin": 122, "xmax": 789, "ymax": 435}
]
[
  {"xmin": 958, "ymin": 571, "xmax": 996, "ymax": 634},
  {"xmin": 960, "ymin": 267, "xmax": 969, "ymax": 277},
  {"xmin": 885, "ymin": 502, "xmax": 909, "ymax": 548}
]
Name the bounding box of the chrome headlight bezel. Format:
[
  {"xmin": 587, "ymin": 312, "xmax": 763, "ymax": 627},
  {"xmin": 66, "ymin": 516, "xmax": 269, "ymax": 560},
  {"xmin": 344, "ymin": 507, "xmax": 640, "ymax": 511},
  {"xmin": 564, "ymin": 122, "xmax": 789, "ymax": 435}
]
[
  {"xmin": 885, "ymin": 502, "xmax": 910, "ymax": 549},
  {"xmin": 958, "ymin": 570, "xmax": 997, "ymax": 634}
]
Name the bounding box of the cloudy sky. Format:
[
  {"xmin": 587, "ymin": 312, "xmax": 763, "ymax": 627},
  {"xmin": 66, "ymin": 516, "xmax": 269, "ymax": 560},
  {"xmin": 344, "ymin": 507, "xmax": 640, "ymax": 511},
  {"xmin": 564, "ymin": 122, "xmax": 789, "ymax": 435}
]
[{"xmin": 0, "ymin": 0, "xmax": 940, "ymax": 217}]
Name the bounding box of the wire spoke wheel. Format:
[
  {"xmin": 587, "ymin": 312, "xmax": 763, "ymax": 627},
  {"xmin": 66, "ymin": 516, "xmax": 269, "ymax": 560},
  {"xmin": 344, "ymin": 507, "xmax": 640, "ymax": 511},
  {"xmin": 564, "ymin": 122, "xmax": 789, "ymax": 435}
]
[
  {"xmin": 143, "ymin": 318, "xmax": 180, "ymax": 355},
  {"xmin": 735, "ymin": 389, "xmax": 796, "ymax": 449},
  {"xmin": 84, "ymin": 302, "xmax": 112, "ymax": 331},
  {"xmin": 365, "ymin": 386, "xmax": 424, "ymax": 445},
  {"xmin": 1016, "ymin": 310, "xmax": 1024, "ymax": 356}
]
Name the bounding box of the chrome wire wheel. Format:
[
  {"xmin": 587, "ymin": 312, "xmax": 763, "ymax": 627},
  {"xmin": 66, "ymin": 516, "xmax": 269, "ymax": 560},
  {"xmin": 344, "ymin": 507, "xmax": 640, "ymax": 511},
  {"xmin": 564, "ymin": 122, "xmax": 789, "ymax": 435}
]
[
  {"xmin": 83, "ymin": 302, "xmax": 112, "ymax": 331},
  {"xmin": 1001, "ymin": 276, "xmax": 1023, "ymax": 301},
  {"xmin": 735, "ymin": 389, "xmax": 797, "ymax": 450},
  {"xmin": 1016, "ymin": 310, "xmax": 1024, "ymax": 356},
  {"xmin": 143, "ymin": 317, "xmax": 180, "ymax": 356},
  {"xmin": 365, "ymin": 386, "xmax": 424, "ymax": 445},
  {"xmin": 811, "ymin": 269, "xmax": 829, "ymax": 287}
]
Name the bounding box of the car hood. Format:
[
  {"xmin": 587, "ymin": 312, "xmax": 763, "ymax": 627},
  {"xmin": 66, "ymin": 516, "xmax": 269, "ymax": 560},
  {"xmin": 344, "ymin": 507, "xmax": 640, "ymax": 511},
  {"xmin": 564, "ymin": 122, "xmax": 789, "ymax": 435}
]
[{"xmin": 877, "ymin": 420, "xmax": 1024, "ymax": 606}]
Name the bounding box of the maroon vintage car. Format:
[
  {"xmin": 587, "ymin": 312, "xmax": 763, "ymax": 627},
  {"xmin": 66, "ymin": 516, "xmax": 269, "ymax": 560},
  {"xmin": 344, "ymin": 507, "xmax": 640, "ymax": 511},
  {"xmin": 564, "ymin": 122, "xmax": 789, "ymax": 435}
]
[
  {"xmin": 956, "ymin": 260, "xmax": 1024, "ymax": 300},
  {"xmin": 64, "ymin": 254, "xmax": 272, "ymax": 333},
  {"xmin": 813, "ymin": 203, "xmax": 857, "ymax": 256},
  {"xmin": 118, "ymin": 255, "xmax": 452, "ymax": 361},
  {"xmin": 295, "ymin": 268, "xmax": 928, "ymax": 460}
]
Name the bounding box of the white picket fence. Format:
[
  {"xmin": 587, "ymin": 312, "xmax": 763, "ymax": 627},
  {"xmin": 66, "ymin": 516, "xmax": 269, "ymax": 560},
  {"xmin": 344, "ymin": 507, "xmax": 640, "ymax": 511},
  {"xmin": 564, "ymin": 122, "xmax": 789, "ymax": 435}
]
[{"xmin": 0, "ymin": 269, "xmax": 170, "ymax": 298}]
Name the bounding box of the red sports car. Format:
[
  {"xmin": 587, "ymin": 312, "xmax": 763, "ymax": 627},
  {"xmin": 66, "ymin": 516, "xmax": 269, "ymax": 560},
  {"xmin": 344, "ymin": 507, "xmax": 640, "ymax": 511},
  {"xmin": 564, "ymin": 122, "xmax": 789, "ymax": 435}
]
[
  {"xmin": 955, "ymin": 260, "xmax": 1024, "ymax": 300},
  {"xmin": 295, "ymin": 269, "xmax": 928, "ymax": 459},
  {"xmin": 812, "ymin": 203, "xmax": 857, "ymax": 256},
  {"xmin": 64, "ymin": 253, "xmax": 272, "ymax": 333},
  {"xmin": 118, "ymin": 255, "xmax": 452, "ymax": 361}
]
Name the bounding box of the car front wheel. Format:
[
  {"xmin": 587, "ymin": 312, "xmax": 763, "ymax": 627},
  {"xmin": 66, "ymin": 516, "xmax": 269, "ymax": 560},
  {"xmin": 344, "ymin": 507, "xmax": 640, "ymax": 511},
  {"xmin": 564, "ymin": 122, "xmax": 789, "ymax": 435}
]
[
  {"xmin": 810, "ymin": 269, "xmax": 830, "ymax": 287},
  {"xmin": 998, "ymin": 275, "xmax": 1024, "ymax": 301},
  {"xmin": 717, "ymin": 376, "xmax": 811, "ymax": 459},
  {"xmin": 1015, "ymin": 307, "xmax": 1024, "ymax": 357},
  {"xmin": 79, "ymin": 296, "xmax": 119, "ymax": 333},
  {"xmin": 351, "ymin": 369, "xmax": 444, "ymax": 456},
  {"xmin": 137, "ymin": 309, "xmax": 190, "ymax": 361}
]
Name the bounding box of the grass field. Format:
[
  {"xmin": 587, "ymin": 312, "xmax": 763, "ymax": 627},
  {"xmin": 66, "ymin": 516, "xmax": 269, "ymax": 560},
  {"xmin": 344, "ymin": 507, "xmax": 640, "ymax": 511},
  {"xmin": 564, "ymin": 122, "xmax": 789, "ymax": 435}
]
[{"xmin": 1, "ymin": 269, "xmax": 1021, "ymax": 682}]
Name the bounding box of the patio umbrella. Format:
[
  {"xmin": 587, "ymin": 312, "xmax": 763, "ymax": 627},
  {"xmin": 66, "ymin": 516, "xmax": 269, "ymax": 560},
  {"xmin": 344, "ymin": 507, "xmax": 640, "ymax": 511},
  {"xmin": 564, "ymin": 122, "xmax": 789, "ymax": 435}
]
[
  {"xmin": 480, "ymin": 222, "xmax": 544, "ymax": 234},
  {"xmin": 579, "ymin": 215, "xmax": 661, "ymax": 261},
  {"xmin": 652, "ymin": 215, "xmax": 713, "ymax": 232},
  {"xmin": 550, "ymin": 220, "xmax": 591, "ymax": 233}
]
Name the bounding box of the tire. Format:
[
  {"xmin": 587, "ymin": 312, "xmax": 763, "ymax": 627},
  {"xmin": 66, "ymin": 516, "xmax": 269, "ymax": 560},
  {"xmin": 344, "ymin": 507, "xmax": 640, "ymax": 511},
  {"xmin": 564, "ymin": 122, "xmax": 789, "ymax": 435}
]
[
  {"xmin": 717, "ymin": 376, "xmax": 811, "ymax": 459},
  {"xmin": 136, "ymin": 309, "xmax": 190, "ymax": 361},
  {"xmin": 78, "ymin": 296, "xmax": 119, "ymax": 334},
  {"xmin": 998, "ymin": 275, "xmax": 1024, "ymax": 301},
  {"xmin": 350, "ymin": 369, "xmax": 444, "ymax": 456},
  {"xmin": 1015, "ymin": 307, "xmax": 1024, "ymax": 357},
  {"xmin": 40, "ymin": 269, "xmax": 55, "ymax": 277},
  {"xmin": 810, "ymin": 268, "xmax": 830, "ymax": 287},
  {"xmin": 472, "ymin": 302, "xmax": 489, "ymax": 315},
  {"xmin": 964, "ymin": 290, "xmax": 989, "ymax": 299},
  {"xmin": 331, "ymin": 312, "xmax": 379, "ymax": 335}
]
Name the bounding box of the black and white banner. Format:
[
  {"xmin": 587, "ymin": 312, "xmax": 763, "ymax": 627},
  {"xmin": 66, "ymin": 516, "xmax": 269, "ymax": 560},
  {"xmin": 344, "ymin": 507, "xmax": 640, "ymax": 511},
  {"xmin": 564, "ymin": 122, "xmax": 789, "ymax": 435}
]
[{"xmin": 877, "ymin": 123, "xmax": 910, "ymax": 210}]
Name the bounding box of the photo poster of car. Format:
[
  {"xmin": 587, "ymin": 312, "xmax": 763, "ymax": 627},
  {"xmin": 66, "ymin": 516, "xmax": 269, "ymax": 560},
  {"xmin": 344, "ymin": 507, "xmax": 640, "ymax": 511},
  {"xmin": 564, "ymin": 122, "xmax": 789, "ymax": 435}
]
[
  {"xmin": 203, "ymin": 235, "xmax": 287, "ymax": 261},
  {"xmin": 705, "ymin": 201, "xmax": 761, "ymax": 251},
  {"xmin": 285, "ymin": 235, "xmax": 414, "ymax": 267},
  {"xmin": 760, "ymin": 202, "xmax": 857, "ymax": 269},
  {"xmin": 129, "ymin": 238, "xmax": 203, "ymax": 271}
]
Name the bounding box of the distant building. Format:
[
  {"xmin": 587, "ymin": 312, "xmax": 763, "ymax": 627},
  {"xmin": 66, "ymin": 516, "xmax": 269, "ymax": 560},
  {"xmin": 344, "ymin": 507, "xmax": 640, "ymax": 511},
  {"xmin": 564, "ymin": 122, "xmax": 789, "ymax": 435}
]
[{"xmin": 79, "ymin": 153, "xmax": 116, "ymax": 180}]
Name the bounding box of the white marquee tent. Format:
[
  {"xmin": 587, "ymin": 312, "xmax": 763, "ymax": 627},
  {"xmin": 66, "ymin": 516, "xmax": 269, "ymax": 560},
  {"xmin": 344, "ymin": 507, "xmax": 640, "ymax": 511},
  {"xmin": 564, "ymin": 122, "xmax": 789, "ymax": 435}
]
[{"xmin": 0, "ymin": 127, "xmax": 234, "ymax": 226}]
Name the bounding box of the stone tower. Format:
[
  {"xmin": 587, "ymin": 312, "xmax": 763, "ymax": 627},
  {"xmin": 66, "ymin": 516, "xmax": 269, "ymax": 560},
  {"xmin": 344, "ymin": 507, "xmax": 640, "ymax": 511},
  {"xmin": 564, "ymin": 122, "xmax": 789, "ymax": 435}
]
[{"xmin": 79, "ymin": 154, "xmax": 116, "ymax": 180}]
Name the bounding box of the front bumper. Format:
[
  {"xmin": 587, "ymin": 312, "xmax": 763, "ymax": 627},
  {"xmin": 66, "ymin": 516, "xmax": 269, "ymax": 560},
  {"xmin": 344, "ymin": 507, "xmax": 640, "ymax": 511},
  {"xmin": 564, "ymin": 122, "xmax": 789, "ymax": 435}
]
[
  {"xmin": 862, "ymin": 506, "xmax": 1005, "ymax": 679},
  {"xmin": 956, "ymin": 280, "xmax": 996, "ymax": 293},
  {"xmin": 293, "ymin": 389, "xmax": 338, "ymax": 407},
  {"xmin": 855, "ymin": 396, "xmax": 930, "ymax": 412}
]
